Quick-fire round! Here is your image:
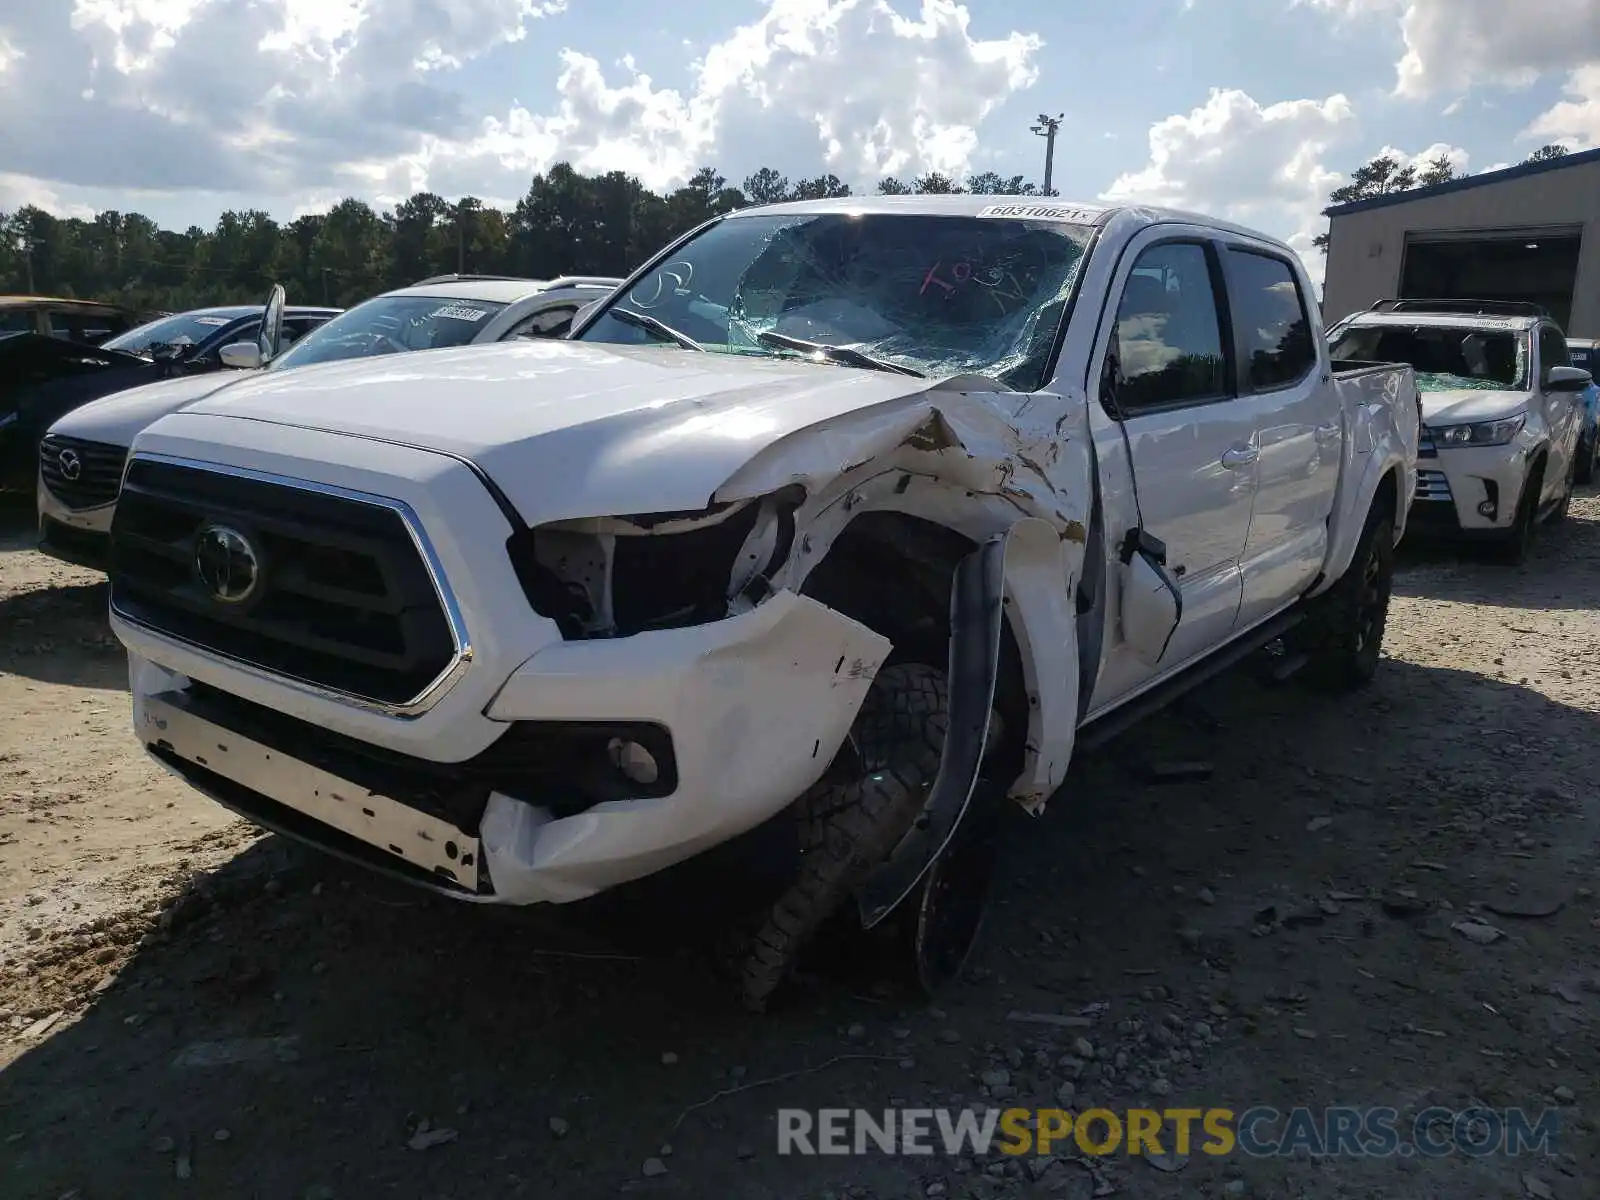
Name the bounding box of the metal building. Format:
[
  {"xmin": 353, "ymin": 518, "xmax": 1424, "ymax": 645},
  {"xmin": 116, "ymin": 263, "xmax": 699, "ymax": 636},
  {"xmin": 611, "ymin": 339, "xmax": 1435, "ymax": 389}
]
[{"xmin": 1321, "ymin": 147, "xmax": 1600, "ymax": 338}]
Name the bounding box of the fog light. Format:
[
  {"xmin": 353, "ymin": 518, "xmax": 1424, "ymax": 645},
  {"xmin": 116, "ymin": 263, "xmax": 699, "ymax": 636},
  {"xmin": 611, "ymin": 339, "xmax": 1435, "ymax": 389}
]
[
  {"xmin": 607, "ymin": 737, "xmax": 660, "ymax": 786},
  {"xmin": 1477, "ymin": 500, "xmax": 1497, "ymax": 518}
]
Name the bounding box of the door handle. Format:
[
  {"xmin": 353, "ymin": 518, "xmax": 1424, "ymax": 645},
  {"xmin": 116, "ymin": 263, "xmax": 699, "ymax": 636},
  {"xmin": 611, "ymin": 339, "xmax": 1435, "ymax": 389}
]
[
  {"xmin": 1315, "ymin": 421, "xmax": 1341, "ymax": 443},
  {"xmin": 1221, "ymin": 445, "xmax": 1259, "ymax": 469}
]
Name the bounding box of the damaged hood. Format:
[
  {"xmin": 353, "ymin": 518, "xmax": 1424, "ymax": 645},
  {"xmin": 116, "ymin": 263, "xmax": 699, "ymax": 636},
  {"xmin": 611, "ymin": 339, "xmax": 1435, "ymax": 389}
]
[
  {"xmin": 167, "ymin": 339, "xmax": 974, "ymax": 523},
  {"xmin": 49, "ymin": 370, "xmax": 252, "ymax": 446},
  {"xmin": 1419, "ymin": 387, "xmax": 1527, "ymax": 426}
]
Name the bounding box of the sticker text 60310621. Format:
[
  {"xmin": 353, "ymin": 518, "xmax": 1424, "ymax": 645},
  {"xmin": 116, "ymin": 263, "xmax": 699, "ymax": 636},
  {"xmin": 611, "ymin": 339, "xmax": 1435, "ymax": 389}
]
[
  {"xmin": 976, "ymin": 204, "xmax": 1103, "ymax": 223},
  {"xmin": 430, "ymin": 305, "xmax": 490, "ymax": 323}
]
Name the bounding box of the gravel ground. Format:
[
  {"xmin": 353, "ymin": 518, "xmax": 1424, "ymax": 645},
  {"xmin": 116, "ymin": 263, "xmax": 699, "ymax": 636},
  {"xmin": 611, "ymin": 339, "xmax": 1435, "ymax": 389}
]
[{"xmin": 2, "ymin": 490, "xmax": 1597, "ymax": 1200}]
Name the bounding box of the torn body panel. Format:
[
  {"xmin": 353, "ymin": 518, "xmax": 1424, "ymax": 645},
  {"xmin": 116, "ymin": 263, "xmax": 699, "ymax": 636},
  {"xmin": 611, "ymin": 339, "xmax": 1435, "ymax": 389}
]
[
  {"xmin": 479, "ymin": 589, "xmax": 890, "ymax": 903},
  {"xmin": 505, "ymin": 382, "xmax": 1092, "ymax": 811},
  {"xmin": 854, "ymin": 523, "xmax": 1057, "ymax": 929}
]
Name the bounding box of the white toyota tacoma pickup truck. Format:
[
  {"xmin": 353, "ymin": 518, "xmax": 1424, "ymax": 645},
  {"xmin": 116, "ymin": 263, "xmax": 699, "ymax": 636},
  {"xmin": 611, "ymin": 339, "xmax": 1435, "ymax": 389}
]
[{"xmin": 108, "ymin": 197, "xmax": 1419, "ymax": 1008}]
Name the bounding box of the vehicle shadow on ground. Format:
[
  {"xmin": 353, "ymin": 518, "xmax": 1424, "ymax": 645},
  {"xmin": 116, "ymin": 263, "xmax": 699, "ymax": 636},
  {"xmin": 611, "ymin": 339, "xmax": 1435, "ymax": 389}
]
[
  {"xmin": 1394, "ymin": 487, "xmax": 1600, "ymax": 612},
  {"xmin": 3, "ymin": 650, "xmax": 1595, "ymax": 1200},
  {"xmin": 0, "ymin": 581, "xmax": 124, "ymax": 690}
]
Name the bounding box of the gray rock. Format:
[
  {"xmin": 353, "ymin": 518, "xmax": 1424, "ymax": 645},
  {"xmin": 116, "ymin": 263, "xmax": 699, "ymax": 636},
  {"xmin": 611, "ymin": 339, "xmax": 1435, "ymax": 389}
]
[
  {"xmin": 1056, "ymin": 1081, "xmax": 1077, "ymax": 1105},
  {"xmin": 641, "ymin": 1158, "xmax": 669, "ymax": 1177},
  {"xmin": 1553, "ymin": 1086, "xmax": 1576, "ymax": 1103},
  {"xmin": 548, "ymin": 1117, "xmax": 570, "ymax": 1138},
  {"xmin": 1072, "ymin": 1037, "xmax": 1096, "ymax": 1060}
]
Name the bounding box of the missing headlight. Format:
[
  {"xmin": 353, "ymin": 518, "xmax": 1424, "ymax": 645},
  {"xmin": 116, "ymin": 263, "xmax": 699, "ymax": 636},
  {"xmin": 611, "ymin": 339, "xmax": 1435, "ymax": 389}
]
[{"xmin": 507, "ymin": 487, "xmax": 804, "ymax": 638}]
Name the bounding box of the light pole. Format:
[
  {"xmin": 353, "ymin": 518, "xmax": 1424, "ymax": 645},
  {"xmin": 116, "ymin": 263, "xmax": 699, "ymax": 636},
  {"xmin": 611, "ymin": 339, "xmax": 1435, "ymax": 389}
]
[{"xmin": 1031, "ymin": 113, "xmax": 1064, "ymax": 197}]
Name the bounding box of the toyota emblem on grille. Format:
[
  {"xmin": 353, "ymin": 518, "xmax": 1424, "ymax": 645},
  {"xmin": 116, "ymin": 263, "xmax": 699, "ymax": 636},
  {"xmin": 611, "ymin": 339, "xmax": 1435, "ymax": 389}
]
[
  {"xmin": 57, "ymin": 449, "xmax": 82, "ymax": 481},
  {"xmin": 194, "ymin": 524, "xmax": 262, "ymax": 604}
]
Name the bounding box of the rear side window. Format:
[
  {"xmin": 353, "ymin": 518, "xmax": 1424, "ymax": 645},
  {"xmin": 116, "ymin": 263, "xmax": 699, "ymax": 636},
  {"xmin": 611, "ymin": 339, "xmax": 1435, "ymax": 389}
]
[
  {"xmin": 1109, "ymin": 242, "xmax": 1229, "ymax": 413},
  {"xmin": 1227, "ymin": 251, "xmax": 1314, "ymax": 390}
]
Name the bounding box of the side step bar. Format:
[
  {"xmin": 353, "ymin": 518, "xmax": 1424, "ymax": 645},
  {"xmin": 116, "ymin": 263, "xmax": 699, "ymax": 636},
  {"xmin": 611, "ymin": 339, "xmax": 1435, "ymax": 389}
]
[{"xmin": 1077, "ymin": 608, "xmax": 1305, "ymax": 754}]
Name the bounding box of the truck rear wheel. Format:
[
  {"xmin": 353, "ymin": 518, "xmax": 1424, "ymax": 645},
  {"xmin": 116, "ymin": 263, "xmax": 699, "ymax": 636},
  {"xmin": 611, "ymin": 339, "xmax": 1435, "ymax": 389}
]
[
  {"xmin": 1297, "ymin": 503, "xmax": 1395, "ymax": 692},
  {"xmin": 740, "ymin": 663, "xmax": 986, "ymax": 1012}
]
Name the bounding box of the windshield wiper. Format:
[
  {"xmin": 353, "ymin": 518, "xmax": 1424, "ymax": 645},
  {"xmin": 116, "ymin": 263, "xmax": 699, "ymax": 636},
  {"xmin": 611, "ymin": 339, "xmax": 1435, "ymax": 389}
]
[
  {"xmin": 755, "ymin": 331, "xmax": 924, "ymax": 378},
  {"xmin": 608, "ymin": 307, "xmax": 705, "ymax": 351}
]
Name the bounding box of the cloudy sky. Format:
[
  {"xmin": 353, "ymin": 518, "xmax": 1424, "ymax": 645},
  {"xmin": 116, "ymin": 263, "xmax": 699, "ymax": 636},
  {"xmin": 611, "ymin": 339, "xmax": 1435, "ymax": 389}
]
[{"xmin": 1, "ymin": 0, "xmax": 1597, "ymax": 273}]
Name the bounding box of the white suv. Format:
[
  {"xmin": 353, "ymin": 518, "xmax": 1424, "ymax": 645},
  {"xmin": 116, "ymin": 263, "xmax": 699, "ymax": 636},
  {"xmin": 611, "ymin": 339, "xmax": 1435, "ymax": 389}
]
[
  {"xmin": 38, "ymin": 275, "xmax": 621, "ymax": 568},
  {"xmin": 1328, "ymin": 301, "xmax": 1590, "ymax": 562}
]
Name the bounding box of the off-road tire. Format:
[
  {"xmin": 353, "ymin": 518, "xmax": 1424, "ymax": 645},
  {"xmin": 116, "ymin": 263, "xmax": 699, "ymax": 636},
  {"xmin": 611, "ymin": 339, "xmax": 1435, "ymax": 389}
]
[
  {"xmin": 1297, "ymin": 504, "xmax": 1395, "ymax": 692},
  {"xmin": 740, "ymin": 663, "xmax": 947, "ymax": 1013},
  {"xmin": 1495, "ymin": 465, "xmax": 1542, "ymax": 565}
]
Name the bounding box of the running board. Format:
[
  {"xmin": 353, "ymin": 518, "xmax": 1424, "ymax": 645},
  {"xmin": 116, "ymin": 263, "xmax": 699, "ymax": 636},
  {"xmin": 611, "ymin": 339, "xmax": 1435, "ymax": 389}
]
[{"xmin": 1077, "ymin": 609, "xmax": 1305, "ymax": 754}]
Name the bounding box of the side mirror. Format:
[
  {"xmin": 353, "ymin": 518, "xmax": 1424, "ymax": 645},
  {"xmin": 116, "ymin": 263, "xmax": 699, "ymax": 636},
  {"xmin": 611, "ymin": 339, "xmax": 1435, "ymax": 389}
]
[
  {"xmin": 1545, "ymin": 365, "xmax": 1594, "ymax": 392},
  {"xmin": 219, "ymin": 341, "xmax": 263, "ymax": 370},
  {"xmin": 259, "ymin": 283, "xmax": 286, "ymax": 364},
  {"xmin": 1119, "ymin": 530, "xmax": 1182, "ymax": 668}
]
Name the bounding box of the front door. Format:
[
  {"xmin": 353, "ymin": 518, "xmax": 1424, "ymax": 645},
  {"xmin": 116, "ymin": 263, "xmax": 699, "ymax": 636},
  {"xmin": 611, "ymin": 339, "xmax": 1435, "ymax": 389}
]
[
  {"xmin": 1225, "ymin": 244, "xmax": 1340, "ymax": 626},
  {"xmin": 1086, "ymin": 235, "xmax": 1257, "ymax": 712},
  {"xmin": 1537, "ymin": 323, "xmax": 1580, "ymax": 502}
]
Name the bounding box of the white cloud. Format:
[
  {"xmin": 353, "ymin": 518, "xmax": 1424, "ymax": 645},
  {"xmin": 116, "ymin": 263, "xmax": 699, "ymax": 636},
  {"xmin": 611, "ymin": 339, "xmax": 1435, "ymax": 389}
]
[
  {"xmin": 1377, "ymin": 140, "xmax": 1470, "ymax": 176},
  {"xmin": 1524, "ymin": 65, "xmax": 1600, "ymax": 149},
  {"xmin": 383, "ymin": 0, "xmax": 1043, "ymax": 200},
  {"xmin": 1100, "ymin": 88, "xmax": 1355, "ymax": 271},
  {"xmin": 0, "ymin": 172, "xmax": 96, "ymax": 218},
  {"xmin": 0, "ymin": 0, "xmax": 569, "ymax": 197},
  {"xmin": 0, "ymin": 0, "xmax": 1042, "ymax": 214},
  {"xmin": 1306, "ymin": 0, "xmax": 1600, "ymax": 98}
]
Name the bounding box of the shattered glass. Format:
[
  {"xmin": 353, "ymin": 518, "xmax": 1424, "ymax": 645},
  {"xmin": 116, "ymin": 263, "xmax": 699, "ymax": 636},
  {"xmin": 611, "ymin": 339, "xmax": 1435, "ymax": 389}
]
[
  {"xmin": 579, "ymin": 213, "xmax": 1095, "ymax": 392},
  {"xmin": 1329, "ymin": 323, "xmax": 1530, "ymax": 391}
]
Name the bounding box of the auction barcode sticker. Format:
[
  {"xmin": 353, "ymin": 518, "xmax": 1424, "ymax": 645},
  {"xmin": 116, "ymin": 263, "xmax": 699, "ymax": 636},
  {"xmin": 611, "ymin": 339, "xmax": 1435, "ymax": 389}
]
[
  {"xmin": 431, "ymin": 305, "xmax": 490, "ymax": 322},
  {"xmin": 976, "ymin": 204, "xmax": 1104, "ymax": 222}
]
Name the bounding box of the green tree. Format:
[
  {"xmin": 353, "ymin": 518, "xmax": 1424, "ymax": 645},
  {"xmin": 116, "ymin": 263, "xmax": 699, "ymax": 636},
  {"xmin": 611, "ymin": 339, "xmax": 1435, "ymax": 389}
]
[
  {"xmin": 1417, "ymin": 153, "xmax": 1458, "ymax": 187},
  {"xmin": 1522, "ymin": 143, "xmax": 1570, "ymax": 164},
  {"xmin": 1312, "ymin": 154, "xmax": 1422, "ymax": 253},
  {"xmin": 966, "ymin": 172, "xmax": 1038, "ymax": 196},
  {"xmin": 743, "ymin": 167, "xmax": 791, "ymax": 205}
]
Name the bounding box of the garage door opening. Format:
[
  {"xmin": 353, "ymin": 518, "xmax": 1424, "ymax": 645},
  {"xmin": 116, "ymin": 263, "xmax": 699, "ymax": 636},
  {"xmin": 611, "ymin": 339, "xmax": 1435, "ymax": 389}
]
[{"xmin": 1400, "ymin": 231, "xmax": 1582, "ymax": 330}]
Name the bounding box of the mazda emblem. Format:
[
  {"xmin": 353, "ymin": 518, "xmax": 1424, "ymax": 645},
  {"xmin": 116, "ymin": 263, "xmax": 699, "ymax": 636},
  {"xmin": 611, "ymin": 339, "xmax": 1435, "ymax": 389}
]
[
  {"xmin": 194, "ymin": 524, "xmax": 262, "ymax": 604},
  {"xmin": 57, "ymin": 449, "xmax": 82, "ymax": 482}
]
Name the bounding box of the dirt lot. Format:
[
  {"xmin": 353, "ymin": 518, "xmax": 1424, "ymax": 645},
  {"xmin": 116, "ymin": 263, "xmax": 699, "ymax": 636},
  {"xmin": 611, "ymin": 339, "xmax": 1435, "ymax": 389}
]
[{"xmin": 2, "ymin": 491, "xmax": 1597, "ymax": 1200}]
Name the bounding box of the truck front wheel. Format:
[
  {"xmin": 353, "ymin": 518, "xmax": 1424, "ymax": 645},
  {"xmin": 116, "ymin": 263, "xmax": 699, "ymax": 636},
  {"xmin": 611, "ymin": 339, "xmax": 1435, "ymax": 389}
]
[
  {"xmin": 1298, "ymin": 504, "xmax": 1395, "ymax": 692},
  {"xmin": 740, "ymin": 662, "xmax": 990, "ymax": 1012}
]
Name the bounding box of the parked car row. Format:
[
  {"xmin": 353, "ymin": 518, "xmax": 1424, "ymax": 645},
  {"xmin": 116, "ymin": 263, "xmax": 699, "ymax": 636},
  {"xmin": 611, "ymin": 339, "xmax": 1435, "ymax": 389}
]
[{"xmin": 31, "ymin": 273, "xmax": 621, "ymax": 566}]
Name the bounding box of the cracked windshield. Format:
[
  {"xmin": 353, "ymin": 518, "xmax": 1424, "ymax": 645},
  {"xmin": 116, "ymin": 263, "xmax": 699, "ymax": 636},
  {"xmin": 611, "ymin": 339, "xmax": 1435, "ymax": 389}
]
[
  {"xmin": 576, "ymin": 212, "xmax": 1094, "ymax": 390},
  {"xmin": 1329, "ymin": 323, "xmax": 1530, "ymax": 391}
]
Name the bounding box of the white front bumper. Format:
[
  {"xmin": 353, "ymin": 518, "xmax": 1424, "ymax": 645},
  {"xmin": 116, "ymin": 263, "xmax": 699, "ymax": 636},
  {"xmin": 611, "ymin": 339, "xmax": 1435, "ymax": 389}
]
[
  {"xmin": 1412, "ymin": 442, "xmax": 1530, "ymax": 532},
  {"xmin": 128, "ymin": 590, "xmax": 889, "ymax": 904}
]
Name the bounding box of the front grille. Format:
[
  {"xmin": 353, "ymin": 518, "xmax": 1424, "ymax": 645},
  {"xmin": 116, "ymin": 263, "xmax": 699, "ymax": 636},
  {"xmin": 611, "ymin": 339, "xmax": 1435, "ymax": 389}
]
[
  {"xmin": 110, "ymin": 458, "xmax": 460, "ymax": 708},
  {"xmin": 40, "ymin": 435, "xmax": 127, "ymax": 509},
  {"xmin": 1415, "ymin": 468, "xmax": 1453, "ymax": 502}
]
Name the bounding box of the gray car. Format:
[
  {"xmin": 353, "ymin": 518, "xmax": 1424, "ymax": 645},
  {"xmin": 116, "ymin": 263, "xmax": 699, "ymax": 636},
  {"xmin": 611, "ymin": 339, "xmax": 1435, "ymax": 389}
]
[{"xmin": 37, "ymin": 274, "xmax": 623, "ymax": 569}]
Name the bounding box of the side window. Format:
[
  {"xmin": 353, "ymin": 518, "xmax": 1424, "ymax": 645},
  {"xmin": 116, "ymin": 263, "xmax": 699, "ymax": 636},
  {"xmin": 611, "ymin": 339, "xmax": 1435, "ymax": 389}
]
[
  {"xmin": 281, "ymin": 317, "xmax": 325, "ymax": 345},
  {"xmin": 1110, "ymin": 243, "xmax": 1228, "ymax": 413},
  {"xmin": 505, "ymin": 305, "xmax": 579, "ymax": 340},
  {"xmin": 1538, "ymin": 325, "xmax": 1569, "ymax": 378},
  {"xmin": 1227, "ymin": 250, "xmax": 1315, "ymax": 391},
  {"xmin": 0, "ymin": 309, "xmax": 30, "ymax": 334}
]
